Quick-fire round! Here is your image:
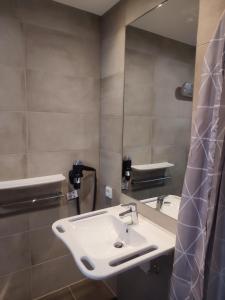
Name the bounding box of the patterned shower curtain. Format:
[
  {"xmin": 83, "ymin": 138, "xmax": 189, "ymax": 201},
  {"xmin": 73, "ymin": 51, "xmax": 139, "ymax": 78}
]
[{"xmin": 170, "ymin": 11, "xmax": 225, "ymax": 300}]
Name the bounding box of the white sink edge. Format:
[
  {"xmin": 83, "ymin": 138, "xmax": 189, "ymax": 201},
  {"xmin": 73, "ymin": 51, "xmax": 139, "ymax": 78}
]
[{"xmin": 52, "ymin": 205, "xmax": 175, "ymax": 280}]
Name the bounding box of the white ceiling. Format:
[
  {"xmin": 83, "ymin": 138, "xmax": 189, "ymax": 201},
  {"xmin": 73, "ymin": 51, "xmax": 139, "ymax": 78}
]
[
  {"xmin": 53, "ymin": 0, "xmax": 120, "ymax": 16},
  {"xmin": 131, "ymin": 0, "xmax": 199, "ymax": 46}
]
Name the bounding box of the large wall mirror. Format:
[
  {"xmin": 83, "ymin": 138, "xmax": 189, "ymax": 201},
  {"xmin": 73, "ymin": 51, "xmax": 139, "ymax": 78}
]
[{"xmin": 122, "ymin": 0, "xmax": 199, "ymax": 221}]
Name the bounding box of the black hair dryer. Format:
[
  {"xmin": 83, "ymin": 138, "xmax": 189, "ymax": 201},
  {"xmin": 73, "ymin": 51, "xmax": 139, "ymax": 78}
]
[
  {"xmin": 69, "ymin": 160, "xmax": 97, "ymax": 215},
  {"xmin": 122, "ymin": 156, "xmax": 132, "ymax": 191}
]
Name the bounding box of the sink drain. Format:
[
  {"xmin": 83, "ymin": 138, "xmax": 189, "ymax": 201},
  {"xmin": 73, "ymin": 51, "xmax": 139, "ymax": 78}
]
[{"xmin": 114, "ymin": 241, "xmax": 124, "ymax": 248}]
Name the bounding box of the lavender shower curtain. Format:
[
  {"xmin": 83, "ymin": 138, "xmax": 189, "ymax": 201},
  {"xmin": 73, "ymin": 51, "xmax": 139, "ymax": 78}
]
[{"xmin": 170, "ymin": 11, "xmax": 225, "ymax": 300}]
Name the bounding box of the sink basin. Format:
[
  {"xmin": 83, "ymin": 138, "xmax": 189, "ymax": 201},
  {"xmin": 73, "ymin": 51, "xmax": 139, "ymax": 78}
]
[
  {"xmin": 141, "ymin": 195, "xmax": 181, "ymax": 220},
  {"xmin": 52, "ymin": 206, "xmax": 175, "ymax": 279}
]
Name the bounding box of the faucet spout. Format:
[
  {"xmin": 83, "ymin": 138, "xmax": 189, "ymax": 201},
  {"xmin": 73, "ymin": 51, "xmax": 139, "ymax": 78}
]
[
  {"xmin": 119, "ymin": 202, "xmax": 138, "ymax": 225},
  {"xmin": 119, "ymin": 208, "xmax": 132, "ymax": 217}
]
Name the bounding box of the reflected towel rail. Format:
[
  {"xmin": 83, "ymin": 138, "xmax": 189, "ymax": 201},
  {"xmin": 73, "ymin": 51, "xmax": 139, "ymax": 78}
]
[{"xmin": 131, "ymin": 176, "xmax": 171, "ymax": 185}]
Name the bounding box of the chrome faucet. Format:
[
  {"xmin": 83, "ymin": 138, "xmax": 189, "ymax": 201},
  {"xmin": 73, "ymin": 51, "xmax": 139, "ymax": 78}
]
[
  {"xmin": 119, "ymin": 202, "xmax": 139, "ymax": 225},
  {"xmin": 156, "ymin": 195, "xmax": 171, "ymax": 211},
  {"xmin": 156, "ymin": 195, "xmax": 165, "ymax": 211}
]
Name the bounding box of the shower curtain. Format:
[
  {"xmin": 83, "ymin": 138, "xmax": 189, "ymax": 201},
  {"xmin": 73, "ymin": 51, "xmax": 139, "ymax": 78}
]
[{"xmin": 170, "ymin": 11, "xmax": 225, "ymax": 300}]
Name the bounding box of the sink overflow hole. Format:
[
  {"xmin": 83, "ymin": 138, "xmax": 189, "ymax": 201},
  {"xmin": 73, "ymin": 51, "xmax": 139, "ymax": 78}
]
[{"xmin": 114, "ymin": 241, "xmax": 124, "ymax": 248}]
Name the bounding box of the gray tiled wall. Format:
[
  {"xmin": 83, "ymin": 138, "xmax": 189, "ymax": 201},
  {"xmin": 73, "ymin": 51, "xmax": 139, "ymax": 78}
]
[
  {"xmin": 0, "ymin": 0, "xmax": 100, "ymax": 182},
  {"xmin": 0, "ymin": 0, "xmax": 100, "ymax": 298}
]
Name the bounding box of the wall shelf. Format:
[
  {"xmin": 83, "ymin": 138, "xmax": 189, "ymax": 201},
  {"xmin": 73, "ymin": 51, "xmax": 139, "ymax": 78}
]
[
  {"xmin": 0, "ymin": 174, "xmax": 66, "ymax": 190},
  {"xmin": 132, "ymin": 162, "xmax": 174, "ymax": 172}
]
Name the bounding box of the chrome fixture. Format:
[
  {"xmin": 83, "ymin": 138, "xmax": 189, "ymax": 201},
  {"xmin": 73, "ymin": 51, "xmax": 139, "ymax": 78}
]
[
  {"xmin": 122, "ymin": 156, "xmax": 132, "ymax": 191},
  {"xmin": 0, "ymin": 192, "xmax": 64, "ymax": 217},
  {"xmin": 156, "ymin": 0, "xmax": 168, "ymax": 9},
  {"xmin": 156, "ymin": 195, "xmax": 165, "ymax": 211},
  {"xmin": 156, "ymin": 196, "xmax": 171, "ymax": 211},
  {"xmin": 119, "ymin": 202, "xmax": 139, "ymax": 225},
  {"xmin": 175, "ymin": 82, "xmax": 193, "ymax": 101},
  {"xmin": 181, "ymin": 82, "xmax": 193, "ymax": 98},
  {"xmin": 131, "ymin": 176, "xmax": 171, "ymax": 185}
]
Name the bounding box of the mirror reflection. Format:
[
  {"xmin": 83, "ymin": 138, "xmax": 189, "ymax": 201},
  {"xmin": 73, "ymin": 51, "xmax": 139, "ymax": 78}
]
[{"xmin": 122, "ymin": 0, "xmax": 199, "ymax": 220}]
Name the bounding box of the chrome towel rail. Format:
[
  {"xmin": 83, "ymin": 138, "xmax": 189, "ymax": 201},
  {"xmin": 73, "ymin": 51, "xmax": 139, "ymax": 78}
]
[{"xmin": 0, "ymin": 192, "xmax": 64, "ymax": 217}]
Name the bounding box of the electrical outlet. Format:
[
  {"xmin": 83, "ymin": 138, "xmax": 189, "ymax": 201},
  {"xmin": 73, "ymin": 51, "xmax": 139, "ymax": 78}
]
[{"xmin": 105, "ymin": 186, "xmax": 112, "ymax": 200}]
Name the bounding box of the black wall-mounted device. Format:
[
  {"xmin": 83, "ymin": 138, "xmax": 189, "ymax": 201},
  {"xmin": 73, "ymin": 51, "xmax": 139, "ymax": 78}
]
[
  {"xmin": 69, "ymin": 160, "xmax": 97, "ymax": 215},
  {"xmin": 122, "ymin": 156, "xmax": 132, "ymax": 190}
]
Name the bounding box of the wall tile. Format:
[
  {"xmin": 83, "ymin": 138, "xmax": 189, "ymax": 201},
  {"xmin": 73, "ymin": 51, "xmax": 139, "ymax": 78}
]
[
  {"xmin": 60, "ymin": 202, "xmax": 78, "ymax": 218},
  {"xmin": 31, "ymin": 255, "xmax": 83, "ymax": 299},
  {"xmin": 197, "ymin": 0, "xmax": 225, "ymax": 45},
  {"xmin": 126, "ymin": 26, "xmax": 160, "ymax": 56},
  {"xmin": 0, "ymin": 0, "xmax": 16, "ymax": 17},
  {"xmin": 101, "ymin": 115, "xmax": 123, "ymax": 153},
  {"xmin": 101, "ymin": 1, "xmax": 126, "ymax": 37},
  {"xmin": 40, "ymin": 288, "xmax": 74, "ymax": 300},
  {"xmin": 123, "ymin": 116, "xmax": 152, "ymax": 147},
  {"xmin": 152, "ymin": 117, "xmax": 192, "ymax": 147},
  {"xmin": 101, "ymin": 29, "xmax": 126, "ymax": 78},
  {"xmin": 100, "ymin": 150, "xmax": 122, "ymax": 190},
  {"xmin": 124, "ymin": 49, "xmax": 154, "ymax": 116},
  {"xmin": 152, "ymin": 145, "xmax": 189, "ymax": 167},
  {"xmin": 70, "ymin": 279, "xmax": 113, "ymax": 300},
  {"xmin": 0, "ymin": 112, "xmax": 26, "ymax": 154},
  {"xmin": 25, "ymin": 24, "xmax": 99, "ymax": 78},
  {"xmin": 123, "ymin": 145, "xmax": 151, "ymax": 165},
  {"xmin": 30, "ymin": 226, "xmax": 68, "ymax": 265},
  {"xmin": 160, "ymin": 37, "xmax": 195, "ymax": 64},
  {"xmin": 28, "ymin": 112, "xmax": 99, "ymax": 152},
  {"xmin": 27, "ymin": 149, "xmax": 99, "ymax": 178},
  {"xmin": 27, "ymin": 69, "xmax": 100, "ymax": 114},
  {"xmin": 28, "ymin": 204, "xmax": 73, "ymax": 230},
  {"xmin": 0, "ymin": 232, "xmax": 31, "ymax": 276},
  {"xmin": 16, "ymin": 0, "xmax": 100, "ymax": 40},
  {"xmin": 0, "ymin": 65, "xmax": 26, "ymax": 111},
  {"xmin": 101, "ymin": 73, "xmax": 124, "ymax": 116},
  {"xmin": 104, "ymin": 276, "xmax": 118, "ymax": 297},
  {"xmin": 0, "ymin": 154, "xmax": 26, "ymax": 180},
  {"xmin": 152, "ymin": 56, "xmax": 194, "ymax": 118},
  {"xmin": 0, "ymin": 213, "xmax": 28, "ymax": 238},
  {"xmin": 0, "ymin": 268, "xmax": 31, "ymax": 300},
  {"xmin": 0, "ymin": 16, "xmax": 25, "ymax": 68}
]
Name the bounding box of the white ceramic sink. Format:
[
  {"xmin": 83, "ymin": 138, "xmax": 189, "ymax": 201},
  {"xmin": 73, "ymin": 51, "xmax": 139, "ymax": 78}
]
[
  {"xmin": 141, "ymin": 195, "xmax": 181, "ymax": 220},
  {"xmin": 52, "ymin": 206, "xmax": 175, "ymax": 280}
]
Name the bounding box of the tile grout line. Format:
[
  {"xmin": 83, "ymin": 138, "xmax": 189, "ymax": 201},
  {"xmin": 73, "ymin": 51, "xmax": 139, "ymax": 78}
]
[
  {"xmin": 69, "ymin": 286, "xmax": 77, "ymax": 300},
  {"xmin": 34, "ymin": 286, "xmax": 71, "ymax": 300},
  {"xmin": 33, "ymin": 278, "xmax": 87, "ymax": 300},
  {"xmin": 103, "ymin": 280, "xmax": 117, "ymax": 298},
  {"xmin": 0, "ymin": 253, "xmax": 72, "ymax": 280},
  {"xmin": 22, "ymin": 18, "xmax": 29, "ymax": 178}
]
